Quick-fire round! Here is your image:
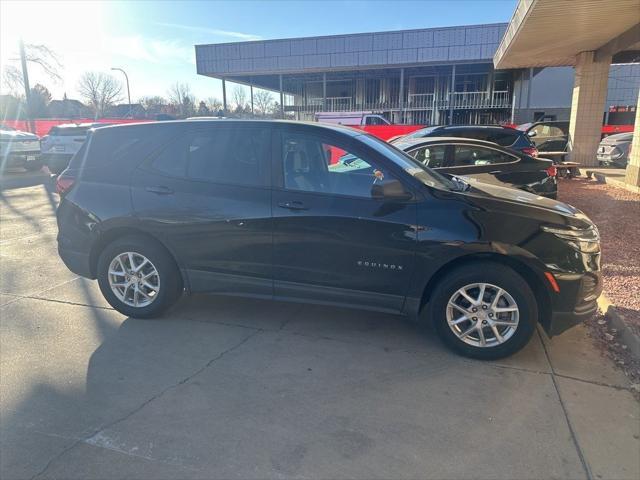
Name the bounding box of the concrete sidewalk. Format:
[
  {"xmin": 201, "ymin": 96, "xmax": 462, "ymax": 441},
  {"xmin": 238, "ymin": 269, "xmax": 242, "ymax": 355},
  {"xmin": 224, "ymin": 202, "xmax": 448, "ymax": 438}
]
[{"xmin": 1, "ymin": 180, "xmax": 639, "ymax": 480}]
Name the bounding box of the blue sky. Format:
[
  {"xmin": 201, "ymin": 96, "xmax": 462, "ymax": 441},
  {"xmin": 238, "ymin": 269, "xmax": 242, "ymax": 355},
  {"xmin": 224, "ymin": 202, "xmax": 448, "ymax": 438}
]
[{"xmin": 1, "ymin": 0, "xmax": 517, "ymax": 103}]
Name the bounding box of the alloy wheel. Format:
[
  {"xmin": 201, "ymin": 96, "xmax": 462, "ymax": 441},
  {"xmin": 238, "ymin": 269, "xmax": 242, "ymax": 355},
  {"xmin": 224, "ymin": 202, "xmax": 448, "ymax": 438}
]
[
  {"xmin": 108, "ymin": 251, "xmax": 160, "ymax": 308},
  {"xmin": 446, "ymin": 282, "xmax": 519, "ymax": 348}
]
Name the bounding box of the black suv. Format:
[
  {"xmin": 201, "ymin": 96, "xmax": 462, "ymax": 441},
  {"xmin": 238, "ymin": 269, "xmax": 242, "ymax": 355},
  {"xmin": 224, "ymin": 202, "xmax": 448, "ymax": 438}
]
[
  {"xmin": 56, "ymin": 121, "xmax": 601, "ymax": 359},
  {"xmin": 392, "ymin": 125, "xmax": 540, "ymax": 157}
]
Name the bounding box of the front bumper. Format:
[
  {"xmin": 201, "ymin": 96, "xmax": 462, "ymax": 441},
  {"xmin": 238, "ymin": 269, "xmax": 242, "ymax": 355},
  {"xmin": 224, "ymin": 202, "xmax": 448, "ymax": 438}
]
[{"xmin": 544, "ymin": 270, "xmax": 602, "ymax": 337}]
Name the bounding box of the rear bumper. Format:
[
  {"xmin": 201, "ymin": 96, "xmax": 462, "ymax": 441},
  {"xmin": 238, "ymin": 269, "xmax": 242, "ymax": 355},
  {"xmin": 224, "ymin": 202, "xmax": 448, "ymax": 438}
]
[
  {"xmin": 2, "ymin": 152, "xmax": 41, "ymax": 167},
  {"xmin": 42, "ymin": 153, "xmax": 73, "ymax": 172},
  {"xmin": 58, "ymin": 241, "xmax": 94, "ymax": 278}
]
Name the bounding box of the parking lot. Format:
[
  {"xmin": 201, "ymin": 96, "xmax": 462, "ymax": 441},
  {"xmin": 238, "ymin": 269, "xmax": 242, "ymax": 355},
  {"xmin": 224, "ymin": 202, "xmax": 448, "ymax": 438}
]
[{"xmin": 1, "ymin": 171, "xmax": 639, "ymax": 480}]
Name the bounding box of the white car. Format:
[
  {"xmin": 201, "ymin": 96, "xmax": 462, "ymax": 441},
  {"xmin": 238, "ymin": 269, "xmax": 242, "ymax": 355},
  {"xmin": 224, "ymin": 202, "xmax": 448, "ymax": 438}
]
[
  {"xmin": 41, "ymin": 123, "xmax": 109, "ymax": 174},
  {"xmin": 0, "ymin": 124, "xmax": 42, "ymax": 172}
]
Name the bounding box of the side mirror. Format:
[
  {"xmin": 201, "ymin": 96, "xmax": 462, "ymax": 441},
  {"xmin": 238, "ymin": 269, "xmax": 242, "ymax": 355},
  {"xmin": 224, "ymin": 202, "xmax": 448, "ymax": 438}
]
[
  {"xmin": 527, "ymin": 130, "xmax": 537, "ymax": 138},
  {"xmin": 371, "ymin": 179, "xmax": 413, "ymax": 201}
]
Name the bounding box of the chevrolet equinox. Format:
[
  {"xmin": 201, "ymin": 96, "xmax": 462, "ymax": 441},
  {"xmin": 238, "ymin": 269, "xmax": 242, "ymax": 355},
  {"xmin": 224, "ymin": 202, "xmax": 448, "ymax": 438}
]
[{"xmin": 56, "ymin": 120, "xmax": 601, "ymax": 359}]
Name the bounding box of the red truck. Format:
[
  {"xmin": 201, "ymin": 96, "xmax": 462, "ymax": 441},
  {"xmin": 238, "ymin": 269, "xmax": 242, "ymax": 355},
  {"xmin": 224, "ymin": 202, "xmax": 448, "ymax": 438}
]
[{"xmin": 314, "ymin": 112, "xmax": 424, "ymax": 141}]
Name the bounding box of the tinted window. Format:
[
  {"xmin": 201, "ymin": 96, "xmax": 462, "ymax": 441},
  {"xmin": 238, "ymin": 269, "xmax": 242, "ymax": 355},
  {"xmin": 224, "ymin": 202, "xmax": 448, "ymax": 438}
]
[
  {"xmin": 85, "ymin": 128, "xmax": 143, "ymax": 167},
  {"xmin": 532, "ymin": 124, "xmax": 566, "ymax": 137},
  {"xmin": 282, "ymin": 132, "xmax": 401, "ymax": 198},
  {"xmin": 151, "ymin": 127, "xmax": 270, "ymax": 187},
  {"xmin": 365, "ymin": 116, "xmax": 387, "ymax": 126},
  {"xmin": 452, "ymin": 145, "xmax": 517, "ymax": 166},
  {"xmin": 408, "ymin": 145, "xmax": 447, "ymax": 168}
]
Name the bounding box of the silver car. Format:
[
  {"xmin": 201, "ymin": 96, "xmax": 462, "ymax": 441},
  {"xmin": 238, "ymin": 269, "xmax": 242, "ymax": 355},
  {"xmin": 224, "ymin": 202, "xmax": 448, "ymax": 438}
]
[
  {"xmin": 597, "ymin": 132, "xmax": 633, "ymax": 167},
  {"xmin": 0, "ymin": 124, "xmax": 42, "ymax": 172}
]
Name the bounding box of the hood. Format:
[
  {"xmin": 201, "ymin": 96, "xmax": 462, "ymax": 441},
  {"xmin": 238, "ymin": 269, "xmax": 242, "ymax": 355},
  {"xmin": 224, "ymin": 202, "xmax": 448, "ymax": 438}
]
[
  {"xmin": 0, "ymin": 128, "xmax": 39, "ymax": 141},
  {"xmin": 601, "ymin": 132, "xmax": 633, "ymax": 144},
  {"xmin": 460, "ymin": 176, "xmax": 583, "ymax": 216}
]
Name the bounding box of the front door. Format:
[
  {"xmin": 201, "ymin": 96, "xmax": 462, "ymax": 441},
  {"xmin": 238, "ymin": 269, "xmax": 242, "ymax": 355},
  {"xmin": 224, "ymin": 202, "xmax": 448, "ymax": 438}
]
[
  {"xmin": 271, "ymin": 127, "xmax": 417, "ymax": 312},
  {"xmin": 131, "ymin": 124, "xmax": 273, "ymax": 297}
]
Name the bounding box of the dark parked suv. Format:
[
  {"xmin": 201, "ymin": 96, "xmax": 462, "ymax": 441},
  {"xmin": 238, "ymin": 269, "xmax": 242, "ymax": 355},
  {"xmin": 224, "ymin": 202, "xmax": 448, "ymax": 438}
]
[
  {"xmin": 392, "ymin": 125, "xmax": 540, "ymax": 157},
  {"xmin": 56, "ymin": 121, "xmax": 601, "ymax": 359}
]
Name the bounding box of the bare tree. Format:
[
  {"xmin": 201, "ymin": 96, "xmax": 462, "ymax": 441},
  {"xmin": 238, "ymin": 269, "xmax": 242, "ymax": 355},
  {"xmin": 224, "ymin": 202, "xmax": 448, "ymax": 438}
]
[
  {"xmin": 1, "ymin": 43, "xmax": 62, "ymax": 95},
  {"xmin": 206, "ymin": 97, "xmax": 223, "ymax": 114},
  {"xmin": 77, "ymin": 72, "xmax": 123, "ymax": 117},
  {"xmin": 231, "ymin": 87, "xmax": 247, "ymax": 111},
  {"xmin": 139, "ymin": 95, "xmax": 167, "ymax": 117},
  {"xmin": 167, "ymin": 82, "xmax": 196, "ymax": 117},
  {"xmin": 253, "ymin": 90, "xmax": 274, "ymax": 116}
]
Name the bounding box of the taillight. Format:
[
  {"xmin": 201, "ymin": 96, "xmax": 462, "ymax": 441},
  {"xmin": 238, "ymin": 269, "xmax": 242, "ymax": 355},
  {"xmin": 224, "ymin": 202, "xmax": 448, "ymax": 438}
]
[
  {"xmin": 522, "ymin": 146, "xmax": 539, "ymax": 157},
  {"xmin": 546, "ymin": 165, "xmax": 557, "ymax": 177},
  {"xmin": 56, "ymin": 171, "xmax": 76, "ymax": 195}
]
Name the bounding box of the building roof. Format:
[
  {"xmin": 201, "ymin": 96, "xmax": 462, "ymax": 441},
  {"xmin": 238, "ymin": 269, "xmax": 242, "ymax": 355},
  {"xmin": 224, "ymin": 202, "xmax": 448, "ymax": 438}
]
[
  {"xmin": 196, "ymin": 23, "xmax": 508, "ymax": 79},
  {"xmin": 494, "ymin": 0, "xmax": 640, "ymax": 68}
]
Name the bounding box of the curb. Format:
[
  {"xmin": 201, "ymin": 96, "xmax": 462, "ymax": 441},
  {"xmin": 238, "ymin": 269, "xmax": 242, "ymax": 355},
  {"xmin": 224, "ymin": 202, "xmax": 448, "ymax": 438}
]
[
  {"xmin": 586, "ymin": 170, "xmax": 640, "ymax": 194},
  {"xmin": 597, "ymin": 294, "xmax": 640, "ymax": 358}
]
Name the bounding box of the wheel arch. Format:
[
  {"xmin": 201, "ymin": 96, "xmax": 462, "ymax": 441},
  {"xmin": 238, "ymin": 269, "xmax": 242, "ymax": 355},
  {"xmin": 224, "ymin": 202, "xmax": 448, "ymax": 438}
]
[
  {"xmin": 419, "ymin": 252, "xmax": 552, "ymax": 327},
  {"xmin": 89, "ymin": 227, "xmax": 187, "ymax": 291}
]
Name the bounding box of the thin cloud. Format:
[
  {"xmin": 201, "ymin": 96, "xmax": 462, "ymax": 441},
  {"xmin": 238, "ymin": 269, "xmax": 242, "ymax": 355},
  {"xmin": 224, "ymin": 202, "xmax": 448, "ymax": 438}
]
[{"xmin": 156, "ymin": 22, "xmax": 262, "ymax": 41}]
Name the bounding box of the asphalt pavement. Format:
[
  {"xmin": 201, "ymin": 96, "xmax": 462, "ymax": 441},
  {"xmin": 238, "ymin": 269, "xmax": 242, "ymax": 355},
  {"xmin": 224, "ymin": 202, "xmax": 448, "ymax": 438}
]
[{"xmin": 1, "ymin": 170, "xmax": 638, "ymax": 480}]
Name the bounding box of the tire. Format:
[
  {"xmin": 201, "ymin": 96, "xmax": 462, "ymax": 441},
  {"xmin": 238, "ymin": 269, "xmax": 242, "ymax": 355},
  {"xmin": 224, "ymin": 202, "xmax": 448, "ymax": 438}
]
[
  {"xmin": 97, "ymin": 235, "xmax": 183, "ymax": 318},
  {"xmin": 427, "ymin": 261, "xmax": 537, "ymax": 360}
]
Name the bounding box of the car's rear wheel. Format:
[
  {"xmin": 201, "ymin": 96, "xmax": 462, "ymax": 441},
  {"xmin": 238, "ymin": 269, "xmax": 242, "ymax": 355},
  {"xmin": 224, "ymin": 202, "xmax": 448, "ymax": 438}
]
[
  {"xmin": 427, "ymin": 262, "xmax": 537, "ymax": 359},
  {"xmin": 97, "ymin": 235, "xmax": 183, "ymax": 318}
]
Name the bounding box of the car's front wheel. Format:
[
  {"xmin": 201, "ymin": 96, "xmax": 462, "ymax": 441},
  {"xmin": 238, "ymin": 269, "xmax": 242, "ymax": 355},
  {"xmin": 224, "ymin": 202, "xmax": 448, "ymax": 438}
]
[
  {"xmin": 427, "ymin": 262, "xmax": 537, "ymax": 359},
  {"xmin": 97, "ymin": 235, "xmax": 183, "ymax": 318}
]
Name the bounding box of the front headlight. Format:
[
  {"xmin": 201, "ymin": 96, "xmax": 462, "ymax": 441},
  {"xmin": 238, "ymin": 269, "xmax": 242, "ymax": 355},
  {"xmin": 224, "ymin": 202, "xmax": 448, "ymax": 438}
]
[{"xmin": 542, "ymin": 224, "xmax": 600, "ymax": 253}]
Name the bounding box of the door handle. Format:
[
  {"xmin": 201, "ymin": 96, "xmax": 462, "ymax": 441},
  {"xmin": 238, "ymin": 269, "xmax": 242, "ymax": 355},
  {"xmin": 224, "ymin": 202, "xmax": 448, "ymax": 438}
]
[
  {"xmin": 278, "ymin": 201, "xmax": 308, "ymax": 211},
  {"xmin": 145, "ymin": 185, "xmax": 174, "ymax": 195}
]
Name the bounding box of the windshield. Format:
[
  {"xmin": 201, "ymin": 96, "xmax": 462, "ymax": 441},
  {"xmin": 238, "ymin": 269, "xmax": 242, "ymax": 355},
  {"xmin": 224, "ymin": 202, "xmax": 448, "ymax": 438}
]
[{"xmin": 356, "ymin": 134, "xmax": 456, "ymax": 190}]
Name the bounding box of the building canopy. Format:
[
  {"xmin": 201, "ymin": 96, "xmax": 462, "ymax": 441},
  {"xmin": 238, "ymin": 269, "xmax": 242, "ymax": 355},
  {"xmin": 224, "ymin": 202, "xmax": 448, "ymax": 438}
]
[{"xmin": 494, "ymin": 0, "xmax": 640, "ymax": 69}]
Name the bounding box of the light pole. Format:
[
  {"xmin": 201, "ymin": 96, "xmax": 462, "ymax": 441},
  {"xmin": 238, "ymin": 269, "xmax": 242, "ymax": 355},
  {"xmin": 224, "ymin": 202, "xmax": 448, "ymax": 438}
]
[{"xmin": 111, "ymin": 67, "xmax": 131, "ymax": 117}]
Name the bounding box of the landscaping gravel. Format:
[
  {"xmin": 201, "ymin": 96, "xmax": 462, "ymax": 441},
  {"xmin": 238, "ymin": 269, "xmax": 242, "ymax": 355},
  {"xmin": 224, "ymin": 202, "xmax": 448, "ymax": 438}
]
[{"xmin": 558, "ymin": 177, "xmax": 640, "ymax": 333}]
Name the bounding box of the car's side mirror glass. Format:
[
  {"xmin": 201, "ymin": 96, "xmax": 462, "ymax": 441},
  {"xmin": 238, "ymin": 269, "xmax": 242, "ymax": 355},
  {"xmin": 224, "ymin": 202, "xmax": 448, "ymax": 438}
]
[
  {"xmin": 371, "ymin": 179, "xmax": 413, "ymax": 201},
  {"xmin": 528, "ymin": 130, "xmax": 537, "ymax": 137}
]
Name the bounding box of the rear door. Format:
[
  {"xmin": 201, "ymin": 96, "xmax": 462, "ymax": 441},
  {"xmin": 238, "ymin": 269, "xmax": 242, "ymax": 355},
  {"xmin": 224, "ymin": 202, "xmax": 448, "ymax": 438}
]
[
  {"xmin": 131, "ymin": 124, "xmax": 273, "ymax": 296},
  {"xmin": 271, "ymin": 126, "xmax": 417, "ymax": 312}
]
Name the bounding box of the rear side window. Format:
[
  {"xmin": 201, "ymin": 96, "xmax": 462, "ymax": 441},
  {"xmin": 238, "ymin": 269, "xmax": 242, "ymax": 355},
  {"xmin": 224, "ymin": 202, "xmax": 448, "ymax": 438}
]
[
  {"xmin": 408, "ymin": 145, "xmax": 447, "ymax": 168},
  {"xmin": 150, "ymin": 127, "xmax": 270, "ymax": 187},
  {"xmin": 452, "ymin": 145, "xmax": 517, "ymax": 166},
  {"xmin": 67, "ymin": 141, "xmax": 88, "ymax": 170}
]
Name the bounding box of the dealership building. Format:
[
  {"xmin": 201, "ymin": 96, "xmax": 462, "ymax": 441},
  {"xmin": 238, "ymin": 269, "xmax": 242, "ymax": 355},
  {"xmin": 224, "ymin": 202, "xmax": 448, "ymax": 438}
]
[{"xmin": 194, "ymin": 23, "xmax": 639, "ymax": 127}]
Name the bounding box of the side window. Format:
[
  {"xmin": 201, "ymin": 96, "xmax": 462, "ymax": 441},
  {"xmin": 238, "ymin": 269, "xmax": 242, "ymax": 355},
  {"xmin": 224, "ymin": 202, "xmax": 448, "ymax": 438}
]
[
  {"xmin": 452, "ymin": 145, "xmax": 516, "ymax": 166},
  {"xmin": 150, "ymin": 128, "xmax": 270, "ymax": 186},
  {"xmin": 532, "ymin": 124, "xmax": 549, "ymax": 137},
  {"xmin": 547, "ymin": 125, "xmax": 565, "ymax": 137},
  {"xmin": 409, "ymin": 145, "xmax": 447, "ymax": 168},
  {"xmin": 365, "ymin": 116, "xmax": 387, "ymax": 126},
  {"xmin": 282, "ymin": 132, "xmax": 402, "ymax": 198},
  {"xmin": 151, "ymin": 137, "xmax": 189, "ymax": 177}
]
